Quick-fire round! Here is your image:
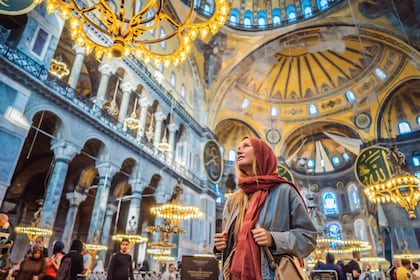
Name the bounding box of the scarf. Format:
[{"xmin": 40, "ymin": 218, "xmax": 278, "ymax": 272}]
[{"xmin": 230, "ymin": 137, "xmax": 302, "ymax": 280}]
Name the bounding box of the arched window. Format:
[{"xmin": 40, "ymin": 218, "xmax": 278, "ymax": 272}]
[
  {"xmin": 257, "ymin": 10, "xmax": 267, "ymax": 28},
  {"xmin": 301, "ymin": 0, "xmax": 312, "ymax": 17},
  {"xmin": 146, "ymin": 8, "xmax": 155, "ymax": 31},
  {"xmin": 135, "ymin": 0, "xmax": 142, "ymax": 13},
  {"xmin": 417, "ymin": 116, "xmax": 420, "ymax": 127},
  {"xmin": 180, "ymin": 84, "xmax": 186, "ymax": 99},
  {"xmin": 345, "ymin": 90, "xmax": 356, "ymax": 102},
  {"xmin": 271, "ymin": 106, "xmax": 279, "ymax": 118},
  {"xmin": 170, "ymin": 72, "xmax": 176, "ymax": 87},
  {"xmin": 331, "ymin": 156, "xmax": 341, "ymax": 167},
  {"xmin": 348, "ymin": 183, "xmax": 361, "ymax": 211},
  {"xmin": 308, "ymin": 104, "xmax": 318, "ymax": 115},
  {"xmin": 194, "ymin": 0, "xmax": 200, "ymax": 8},
  {"xmin": 323, "ymin": 191, "xmax": 339, "ymax": 215},
  {"xmin": 229, "ymin": 8, "xmax": 240, "ymax": 26},
  {"xmin": 228, "ymin": 149, "xmax": 236, "ymax": 162},
  {"xmin": 307, "ymin": 159, "xmax": 315, "ymax": 170},
  {"xmin": 354, "ymin": 219, "xmax": 367, "ymax": 241},
  {"xmin": 398, "ymin": 121, "xmax": 412, "ymax": 134},
  {"xmin": 203, "ymin": 2, "xmax": 213, "ymax": 16},
  {"xmin": 159, "ymin": 27, "xmax": 166, "ymax": 49},
  {"xmin": 241, "ymin": 98, "xmax": 250, "ymax": 110},
  {"xmin": 272, "ymin": 8, "xmax": 282, "ymax": 25},
  {"xmin": 342, "ymin": 152, "xmax": 350, "ymax": 162},
  {"xmin": 317, "ymin": 0, "xmax": 329, "ymax": 10},
  {"xmin": 412, "ymin": 152, "xmax": 420, "ymax": 167},
  {"xmin": 375, "ymin": 68, "xmax": 386, "ymax": 80},
  {"xmin": 286, "ymin": 5, "xmax": 297, "ymax": 22},
  {"xmin": 327, "ymin": 222, "xmax": 343, "ymax": 240},
  {"xmin": 158, "ymin": 62, "xmax": 164, "ymax": 73},
  {"xmin": 244, "ymin": 10, "xmax": 253, "ymax": 27}
]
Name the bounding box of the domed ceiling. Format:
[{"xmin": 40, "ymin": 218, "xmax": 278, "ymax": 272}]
[
  {"xmin": 222, "ymin": 25, "xmax": 389, "ymax": 105},
  {"xmin": 282, "ymin": 122, "xmax": 361, "ymax": 175},
  {"xmin": 210, "ymin": 16, "xmax": 420, "ymax": 173}
]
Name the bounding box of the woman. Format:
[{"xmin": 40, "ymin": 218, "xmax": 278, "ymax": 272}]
[
  {"xmin": 214, "ymin": 136, "xmax": 317, "ymax": 280},
  {"xmin": 16, "ymin": 245, "xmax": 46, "ymax": 280},
  {"xmin": 44, "ymin": 241, "xmax": 65, "ymax": 280}
]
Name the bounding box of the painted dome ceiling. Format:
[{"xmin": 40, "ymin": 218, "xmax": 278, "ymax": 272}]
[{"xmin": 222, "ymin": 25, "xmax": 386, "ymax": 104}]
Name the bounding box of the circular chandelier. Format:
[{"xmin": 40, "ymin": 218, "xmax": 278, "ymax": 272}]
[
  {"xmin": 314, "ymin": 238, "xmax": 371, "ymax": 258},
  {"xmin": 44, "ymin": 0, "xmax": 230, "ymax": 64},
  {"xmin": 355, "ymin": 145, "xmax": 420, "ymax": 219},
  {"xmin": 151, "ymin": 202, "xmax": 203, "ymax": 227},
  {"xmin": 15, "ymin": 226, "xmax": 53, "ymax": 242},
  {"xmin": 146, "ymin": 223, "xmax": 186, "ymax": 235},
  {"xmin": 153, "ymin": 254, "xmax": 175, "ymax": 264},
  {"xmin": 146, "ymin": 248, "xmax": 171, "ymax": 255},
  {"xmin": 148, "ymin": 241, "xmax": 177, "ymax": 249},
  {"xmin": 85, "ymin": 243, "xmax": 108, "ymax": 252},
  {"xmin": 393, "ymin": 253, "xmax": 420, "ymax": 260},
  {"xmin": 364, "ymin": 173, "xmax": 420, "ymax": 219},
  {"xmin": 112, "ymin": 234, "xmax": 148, "ymax": 244}
]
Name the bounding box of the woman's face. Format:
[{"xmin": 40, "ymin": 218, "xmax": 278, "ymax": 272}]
[
  {"xmin": 237, "ymin": 138, "xmax": 255, "ymax": 176},
  {"xmin": 32, "ymin": 250, "xmax": 42, "ymax": 259}
]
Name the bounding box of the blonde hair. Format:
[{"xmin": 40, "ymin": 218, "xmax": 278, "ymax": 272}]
[{"xmin": 225, "ymin": 153, "xmax": 258, "ymax": 239}]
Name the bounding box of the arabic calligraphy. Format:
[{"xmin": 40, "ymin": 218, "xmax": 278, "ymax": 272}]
[
  {"xmin": 203, "ymin": 140, "xmax": 223, "ymax": 183},
  {"xmin": 355, "ymin": 146, "xmax": 392, "ymax": 187},
  {"xmin": 0, "ymin": 0, "xmax": 10, "ymax": 7},
  {"xmin": 0, "ymin": 0, "xmax": 37, "ymax": 15},
  {"xmin": 277, "ymin": 164, "xmax": 294, "ymax": 182}
]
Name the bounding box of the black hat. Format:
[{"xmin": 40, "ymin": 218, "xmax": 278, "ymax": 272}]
[{"xmin": 70, "ymin": 239, "xmax": 83, "ymax": 253}]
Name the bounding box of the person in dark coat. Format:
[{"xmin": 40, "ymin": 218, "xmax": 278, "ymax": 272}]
[
  {"xmin": 106, "ymin": 239, "xmax": 134, "ymax": 280},
  {"xmin": 60, "ymin": 239, "xmax": 83, "ymax": 280},
  {"xmin": 15, "ymin": 245, "xmax": 46, "ymax": 280}
]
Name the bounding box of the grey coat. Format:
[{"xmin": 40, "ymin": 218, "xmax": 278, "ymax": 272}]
[{"xmin": 221, "ymin": 183, "xmax": 317, "ymax": 279}]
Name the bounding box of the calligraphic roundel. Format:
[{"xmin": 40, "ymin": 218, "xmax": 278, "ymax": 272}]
[
  {"xmin": 203, "ymin": 140, "xmax": 223, "ymax": 184},
  {"xmin": 354, "ymin": 146, "xmax": 392, "ymax": 187},
  {"xmin": 0, "ymin": 0, "xmax": 37, "ymax": 15}
]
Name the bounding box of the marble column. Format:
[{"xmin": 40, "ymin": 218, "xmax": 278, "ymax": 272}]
[
  {"xmin": 62, "ymin": 191, "xmax": 87, "ymax": 250},
  {"xmin": 153, "ymin": 110, "xmax": 166, "ymax": 153},
  {"xmin": 68, "ymin": 46, "xmax": 86, "ymax": 90},
  {"xmin": 118, "ymin": 82, "xmax": 133, "ymax": 124},
  {"xmin": 125, "ymin": 167, "xmax": 146, "ymax": 234},
  {"xmin": 136, "ymin": 96, "xmax": 151, "ymax": 139},
  {"xmin": 167, "ymin": 122, "xmax": 178, "ymax": 158},
  {"xmin": 87, "ymin": 162, "xmax": 117, "ymax": 243},
  {"xmin": 39, "ymin": 139, "xmax": 79, "ymax": 229},
  {"xmin": 98, "ymin": 203, "xmax": 117, "ymax": 262},
  {"xmin": 95, "ymin": 64, "xmax": 113, "ymax": 111}
]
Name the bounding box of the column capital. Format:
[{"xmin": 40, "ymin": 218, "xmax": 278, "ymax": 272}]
[
  {"xmin": 120, "ymin": 82, "xmax": 134, "ymax": 94},
  {"xmin": 167, "ymin": 122, "xmax": 179, "ymax": 132},
  {"xmin": 154, "ymin": 110, "xmax": 166, "ymax": 122},
  {"xmin": 106, "ymin": 204, "xmax": 117, "ymax": 215},
  {"xmin": 95, "ymin": 161, "xmax": 118, "ymax": 178},
  {"xmin": 72, "ymin": 45, "xmax": 86, "ymax": 55},
  {"xmin": 51, "ymin": 139, "xmax": 80, "ymax": 162},
  {"xmin": 98, "ymin": 63, "xmax": 114, "ymax": 76},
  {"xmin": 139, "ymin": 96, "xmax": 151, "ymax": 108},
  {"xmin": 128, "ymin": 178, "xmax": 146, "ymax": 193},
  {"xmin": 66, "ymin": 191, "xmax": 87, "ymax": 206}
]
